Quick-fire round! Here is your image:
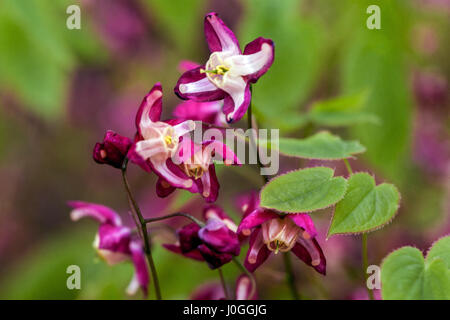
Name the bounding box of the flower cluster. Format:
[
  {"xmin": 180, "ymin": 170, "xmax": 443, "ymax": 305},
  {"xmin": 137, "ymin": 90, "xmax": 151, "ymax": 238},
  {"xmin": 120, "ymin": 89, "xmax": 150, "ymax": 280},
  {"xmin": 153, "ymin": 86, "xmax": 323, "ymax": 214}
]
[{"xmin": 70, "ymin": 12, "xmax": 326, "ymax": 300}]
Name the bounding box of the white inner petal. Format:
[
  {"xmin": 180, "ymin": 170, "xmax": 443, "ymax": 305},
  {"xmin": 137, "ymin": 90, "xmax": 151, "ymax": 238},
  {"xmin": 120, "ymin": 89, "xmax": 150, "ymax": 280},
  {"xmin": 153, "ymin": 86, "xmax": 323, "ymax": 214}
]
[
  {"xmin": 221, "ymin": 75, "xmax": 246, "ymax": 110},
  {"xmin": 226, "ymin": 43, "xmax": 271, "ymax": 76},
  {"xmin": 179, "ymin": 77, "xmax": 218, "ymax": 94}
]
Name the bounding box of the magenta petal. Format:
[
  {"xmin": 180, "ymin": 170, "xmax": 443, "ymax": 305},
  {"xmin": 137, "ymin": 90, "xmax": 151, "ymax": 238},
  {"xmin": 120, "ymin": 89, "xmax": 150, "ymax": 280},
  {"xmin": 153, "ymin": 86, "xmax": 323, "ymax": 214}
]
[
  {"xmin": 129, "ymin": 240, "xmax": 150, "ymax": 296},
  {"xmin": 155, "ymin": 177, "xmax": 176, "ymax": 198},
  {"xmin": 198, "ymin": 218, "xmax": 240, "ymax": 256},
  {"xmin": 135, "ymin": 83, "xmax": 163, "ymax": 136},
  {"xmin": 205, "ymin": 165, "xmax": 220, "ymax": 203},
  {"xmin": 98, "ymin": 224, "xmax": 132, "ymax": 254},
  {"xmin": 244, "ymin": 229, "xmax": 271, "ymax": 273},
  {"xmin": 68, "ymin": 201, "xmax": 122, "ymax": 226},
  {"xmin": 172, "ymin": 100, "xmax": 222, "ymax": 124},
  {"xmin": 286, "ymin": 213, "xmax": 317, "ymax": 239},
  {"xmin": 174, "ymin": 66, "xmax": 226, "ymax": 102},
  {"xmin": 291, "ymin": 238, "xmax": 326, "ymax": 275},
  {"xmin": 178, "ymin": 60, "xmax": 201, "ymax": 73},
  {"xmin": 162, "ymin": 244, "xmax": 205, "ymax": 262},
  {"xmin": 236, "ymin": 191, "xmax": 260, "ymax": 219},
  {"xmin": 204, "ymin": 12, "xmax": 241, "ymax": 54},
  {"xmin": 243, "ymin": 37, "xmax": 275, "ymax": 83},
  {"xmin": 197, "ymin": 244, "xmax": 233, "ymax": 269},
  {"xmin": 237, "ymin": 209, "xmax": 278, "ymax": 234},
  {"xmin": 222, "ymin": 83, "xmax": 251, "ymax": 123}
]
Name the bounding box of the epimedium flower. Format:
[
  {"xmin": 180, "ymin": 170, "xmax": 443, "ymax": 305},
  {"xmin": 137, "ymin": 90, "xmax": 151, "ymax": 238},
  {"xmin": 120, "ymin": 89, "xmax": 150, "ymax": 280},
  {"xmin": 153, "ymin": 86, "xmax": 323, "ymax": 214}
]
[
  {"xmin": 237, "ymin": 193, "xmax": 326, "ymax": 274},
  {"xmin": 174, "ymin": 12, "xmax": 275, "ymax": 123},
  {"xmin": 128, "ymin": 82, "xmax": 198, "ymax": 192},
  {"xmin": 173, "ymin": 60, "xmax": 226, "ymax": 126},
  {"xmin": 157, "ymin": 137, "xmax": 241, "ymax": 202},
  {"xmin": 93, "ymin": 130, "xmax": 132, "ymax": 169},
  {"xmin": 68, "ymin": 201, "xmax": 150, "ymax": 296},
  {"xmin": 163, "ymin": 205, "xmax": 240, "ymax": 269}
]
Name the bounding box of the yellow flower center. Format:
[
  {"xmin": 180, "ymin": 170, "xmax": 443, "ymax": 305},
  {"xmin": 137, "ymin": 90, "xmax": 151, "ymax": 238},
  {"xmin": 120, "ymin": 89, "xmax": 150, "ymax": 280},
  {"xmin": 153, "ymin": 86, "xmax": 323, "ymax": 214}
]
[
  {"xmin": 201, "ymin": 64, "xmax": 230, "ymax": 75},
  {"xmin": 164, "ymin": 135, "xmax": 175, "ymax": 147}
]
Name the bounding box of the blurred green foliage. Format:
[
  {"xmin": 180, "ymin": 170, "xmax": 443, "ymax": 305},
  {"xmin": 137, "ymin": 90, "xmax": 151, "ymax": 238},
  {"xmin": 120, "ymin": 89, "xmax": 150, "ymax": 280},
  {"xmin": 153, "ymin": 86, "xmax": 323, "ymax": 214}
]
[{"xmin": 0, "ymin": 0, "xmax": 104, "ymax": 120}]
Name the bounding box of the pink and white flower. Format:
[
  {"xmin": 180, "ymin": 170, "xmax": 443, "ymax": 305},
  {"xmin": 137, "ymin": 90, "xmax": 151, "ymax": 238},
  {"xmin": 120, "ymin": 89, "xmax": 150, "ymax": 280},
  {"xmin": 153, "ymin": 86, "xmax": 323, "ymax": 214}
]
[
  {"xmin": 68, "ymin": 201, "xmax": 150, "ymax": 296},
  {"xmin": 175, "ymin": 12, "xmax": 275, "ymax": 123},
  {"xmin": 157, "ymin": 137, "xmax": 241, "ymax": 202},
  {"xmin": 128, "ymin": 83, "xmax": 197, "ymax": 192},
  {"xmin": 237, "ymin": 193, "xmax": 326, "ymax": 274}
]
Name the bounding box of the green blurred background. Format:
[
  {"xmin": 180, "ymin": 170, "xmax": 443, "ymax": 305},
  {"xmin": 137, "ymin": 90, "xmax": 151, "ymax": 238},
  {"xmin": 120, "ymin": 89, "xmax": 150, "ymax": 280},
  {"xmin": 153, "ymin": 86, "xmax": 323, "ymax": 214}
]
[{"xmin": 0, "ymin": 0, "xmax": 448, "ymax": 299}]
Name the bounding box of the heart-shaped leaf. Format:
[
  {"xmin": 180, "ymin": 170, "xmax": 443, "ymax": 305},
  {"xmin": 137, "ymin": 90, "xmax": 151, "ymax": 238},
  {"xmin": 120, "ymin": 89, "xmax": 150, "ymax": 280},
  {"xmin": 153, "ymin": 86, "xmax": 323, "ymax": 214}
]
[
  {"xmin": 381, "ymin": 237, "xmax": 450, "ymax": 300},
  {"xmin": 328, "ymin": 173, "xmax": 400, "ymax": 237},
  {"xmin": 426, "ymin": 236, "xmax": 450, "ymax": 269},
  {"xmin": 260, "ymin": 167, "xmax": 347, "ymax": 213},
  {"xmin": 271, "ymin": 131, "xmax": 366, "ymax": 160}
]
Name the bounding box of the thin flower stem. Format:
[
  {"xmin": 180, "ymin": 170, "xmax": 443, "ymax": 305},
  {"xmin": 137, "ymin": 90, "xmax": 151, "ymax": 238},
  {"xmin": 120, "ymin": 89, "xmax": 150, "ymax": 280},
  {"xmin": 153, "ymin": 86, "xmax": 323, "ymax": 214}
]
[
  {"xmin": 283, "ymin": 253, "xmax": 300, "ymax": 300},
  {"xmin": 121, "ymin": 158, "xmax": 162, "ymax": 300},
  {"xmin": 144, "ymin": 212, "xmax": 205, "ymax": 227},
  {"xmin": 247, "ymin": 93, "xmax": 269, "ymax": 184},
  {"xmin": 218, "ymin": 268, "xmax": 229, "ymax": 300},
  {"xmin": 343, "ymin": 158, "xmax": 353, "ymax": 176},
  {"xmin": 232, "ymin": 257, "xmax": 257, "ymax": 299},
  {"xmin": 362, "ymin": 234, "xmax": 374, "ymax": 300}
]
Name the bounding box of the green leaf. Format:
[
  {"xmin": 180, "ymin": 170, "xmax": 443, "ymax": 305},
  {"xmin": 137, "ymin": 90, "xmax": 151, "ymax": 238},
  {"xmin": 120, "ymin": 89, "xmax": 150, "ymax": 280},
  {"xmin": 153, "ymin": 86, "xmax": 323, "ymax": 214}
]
[
  {"xmin": 308, "ymin": 91, "xmax": 380, "ymax": 127},
  {"xmin": 328, "ymin": 173, "xmax": 400, "ymax": 236},
  {"xmin": 381, "ymin": 244, "xmax": 450, "ymax": 300},
  {"xmin": 260, "ymin": 167, "xmax": 347, "ymax": 213},
  {"xmin": 427, "ymin": 236, "xmax": 450, "ymax": 269},
  {"xmin": 270, "ymin": 131, "xmax": 366, "ymax": 160}
]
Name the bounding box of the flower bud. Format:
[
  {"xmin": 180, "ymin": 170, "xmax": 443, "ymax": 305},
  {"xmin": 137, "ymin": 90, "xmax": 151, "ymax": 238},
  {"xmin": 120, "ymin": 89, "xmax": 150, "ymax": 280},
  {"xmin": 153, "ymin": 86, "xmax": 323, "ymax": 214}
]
[{"xmin": 93, "ymin": 130, "xmax": 132, "ymax": 169}]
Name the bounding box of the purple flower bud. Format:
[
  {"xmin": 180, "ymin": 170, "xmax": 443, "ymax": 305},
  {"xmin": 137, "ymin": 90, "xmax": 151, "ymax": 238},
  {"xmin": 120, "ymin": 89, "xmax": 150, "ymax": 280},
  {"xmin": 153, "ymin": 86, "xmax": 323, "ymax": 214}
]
[
  {"xmin": 177, "ymin": 223, "xmax": 202, "ymax": 253},
  {"xmin": 93, "ymin": 130, "xmax": 132, "ymax": 169},
  {"xmin": 198, "ymin": 218, "xmax": 241, "ymax": 256}
]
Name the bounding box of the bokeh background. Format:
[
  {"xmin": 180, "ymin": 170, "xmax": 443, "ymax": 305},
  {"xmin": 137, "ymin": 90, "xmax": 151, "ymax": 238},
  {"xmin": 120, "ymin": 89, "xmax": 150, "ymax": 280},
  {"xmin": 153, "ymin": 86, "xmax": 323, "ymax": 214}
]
[{"xmin": 0, "ymin": 0, "xmax": 448, "ymax": 299}]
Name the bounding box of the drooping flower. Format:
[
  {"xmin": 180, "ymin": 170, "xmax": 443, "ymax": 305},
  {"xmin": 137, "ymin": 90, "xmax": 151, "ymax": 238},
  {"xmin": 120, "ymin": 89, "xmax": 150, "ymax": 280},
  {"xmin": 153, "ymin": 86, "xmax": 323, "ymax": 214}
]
[
  {"xmin": 68, "ymin": 201, "xmax": 150, "ymax": 296},
  {"xmin": 175, "ymin": 12, "xmax": 275, "ymax": 123},
  {"xmin": 93, "ymin": 130, "xmax": 132, "ymax": 169},
  {"xmin": 237, "ymin": 194, "xmax": 326, "ymax": 274},
  {"xmin": 173, "ymin": 61, "xmax": 226, "ymax": 126},
  {"xmin": 157, "ymin": 137, "xmax": 241, "ymax": 202},
  {"xmin": 163, "ymin": 205, "xmax": 241, "ymax": 269},
  {"xmin": 128, "ymin": 82, "xmax": 198, "ymax": 192}
]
